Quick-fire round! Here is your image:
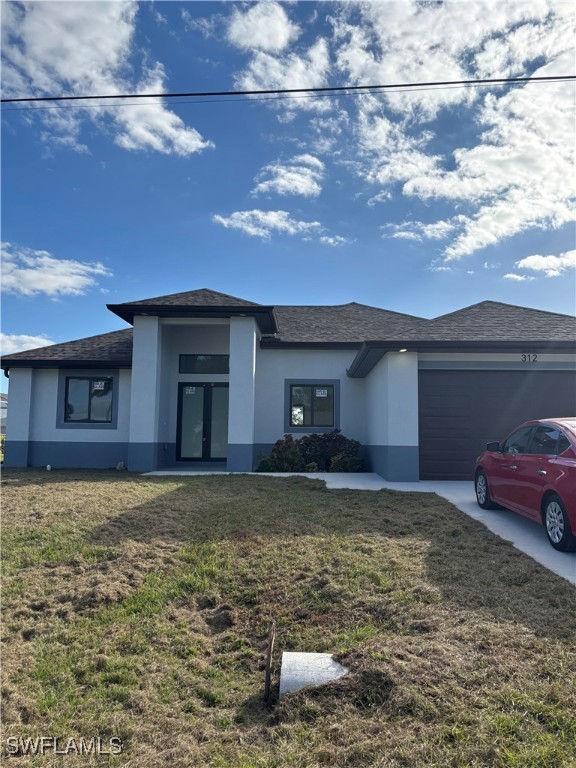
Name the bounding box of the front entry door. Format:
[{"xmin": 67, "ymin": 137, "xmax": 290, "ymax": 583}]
[{"xmin": 177, "ymin": 383, "xmax": 229, "ymax": 461}]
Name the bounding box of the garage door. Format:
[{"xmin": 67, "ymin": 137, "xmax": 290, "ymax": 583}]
[{"xmin": 418, "ymin": 370, "xmax": 576, "ymax": 480}]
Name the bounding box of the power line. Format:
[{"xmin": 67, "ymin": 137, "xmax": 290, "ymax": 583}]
[
  {"xmin": 1, "ymin": 74, "xmax": 574, "ymax": 105},
  {"xmin": 1, "ymin": 82, "xmax": 537, "ymax": 112}
]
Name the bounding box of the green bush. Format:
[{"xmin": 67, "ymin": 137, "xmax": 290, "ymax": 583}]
[
  {"xmin": 255, "ymin": 435, "xmax": 305, "ymax": 472},
  {"xmin": 255, "ymin": 455, "xmax": 275, "ymax": 472},
  {"xmin": 256, "ymin": 430, "xmax": 364, "ymax": 473},
  {"xmin": 330, "ymin": 454, "xmax": 364, "ymax": 472},
  {"xmin": 299, "ymin": 429, "xmax": 361, "ymax": 471}
]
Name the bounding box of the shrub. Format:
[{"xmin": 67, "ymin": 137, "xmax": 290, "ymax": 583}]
[
  {"xmin": 299, "ymin": 429, "xmax": 361, "ymax": 471},
  {"xmin": 330, "ymin": 454, "xmax": 364, "ymax": 472},
  {"xmin": 255, "ymin": 455, "xmax": 275, "ymax": 472},
  {"xmin": 255, "ymin": 434, "xmax": 305, "ymax": 472},
  {"xmin": 256, "ymin": 431, "xmax": 364, "ymax": 473}
]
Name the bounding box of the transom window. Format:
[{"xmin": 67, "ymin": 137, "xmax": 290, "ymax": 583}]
[
  {"xmin": 290, "ymin": 384, "xmax": 334, "ymax": 427},
  {"xmin": 179, "ymin": 354, "xmax": 229, "ymax": 374},
  {"xmin": 65, "ymin": 377, "xmax": 113, "ymax": 423}
]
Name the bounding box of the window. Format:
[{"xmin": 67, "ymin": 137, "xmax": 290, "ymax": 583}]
[
  {"xmin": 557, "ymin": 432, "xmax": 571, "ymax": 455},
  {"xmin": 528, "ymin": 426, "xmax": 562, "ymax": 456},
  {"xmin": 290, "ymin": 384, "xmax": 334, "ymax": 428},
  {"xmin": 502, "ymin": 426, "xmax": 534, "ymax": 455},
  {"xmin": 528, "ymin": 426, "xmax": 571, "ymax": 456},
  {"xmin": 179, "ymin": 354, "xmax": 229, "ymax": 374},
  {"xmin": 65, "ymin": 377, "xmax": 113, "ymax": 423}
]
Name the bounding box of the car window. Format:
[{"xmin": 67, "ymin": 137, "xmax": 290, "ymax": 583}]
[
  {"xmin": 557, "ymin": 432, "xmax": 571, "ymax": 455},
  {"xmin": 528, "ymin": 426, "xmax": 562, "ymax": 456},
  {"xmin": 502, "ymin": 426, "xmax": 534, "ymax": 455}
]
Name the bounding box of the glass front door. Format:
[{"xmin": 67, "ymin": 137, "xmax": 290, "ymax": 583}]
[{"xmin": 177, "ymin": 383, "xmax": 229, "ymax": 461}]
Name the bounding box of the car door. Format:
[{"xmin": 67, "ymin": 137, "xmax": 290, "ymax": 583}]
[
  {"xmin": 514, "ymin": 426, "xmax": 566, "ymax": 517},
  {"xmin": 489, "ymin": 425, "xmax": 535, "ymax": 509}
]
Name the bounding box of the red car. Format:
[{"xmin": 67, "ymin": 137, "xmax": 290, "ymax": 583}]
[{"xmin": 475, "ymin": 418, "xmax": 576, "ymax": 552}]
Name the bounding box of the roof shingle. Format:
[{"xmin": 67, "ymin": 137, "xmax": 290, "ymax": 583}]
[{"xmin": 2, "ymin": 294, "xmax": 574, "ymax": 369}]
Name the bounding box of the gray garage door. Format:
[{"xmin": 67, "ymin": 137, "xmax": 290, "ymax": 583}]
[{"xmin": 418, "ymin": 369, "xmax": 576, "ymax": 480}]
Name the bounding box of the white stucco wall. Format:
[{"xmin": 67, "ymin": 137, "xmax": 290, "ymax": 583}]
[
  {"xmin": 365, "ymin": 353, "xmax": 419, "ymax": 447},
  {"xmin": 253, "ymin": 348, "xmax": 366, "ymax": 444},
  {"xmin": 418, "ymin": 352, "xmax": 576, "ymax": 369},
  {"xmin": 28, "ymin": 368, "xmax": 131, "ymax": 442},
  {"xmin": 129, "ymin": 316, "xmax": 163, "ymax": 445},
  {"xmin": 228, "ymin": 318, "xmax": 257, "ymax": 447},
  {"xmin": 5, "ymin": 368, "xmax": 33, "ymax": 441}
]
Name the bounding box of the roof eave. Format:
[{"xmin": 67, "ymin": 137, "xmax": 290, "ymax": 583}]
[
  {"xmin": 107, "ymin": 303, "xmax": 278, "ymax": 334},
  {"xmin": 347, "ymin": 339, "xmax": 576, "ymax": 378},
  {"xmin": 259, "ymin": 339, "xmax": 363, "ymax": 350},
  {"xmin": 1, "ymin": 360, "xmax": 132, "ymax": 373}
]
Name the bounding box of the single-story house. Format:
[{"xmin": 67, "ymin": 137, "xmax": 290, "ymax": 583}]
[{"xmin": 2, "ymin": 288, "xmax": 575, "ymax": 480}]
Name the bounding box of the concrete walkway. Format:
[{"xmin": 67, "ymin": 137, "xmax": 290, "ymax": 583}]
[{"xmin": 145, "ymin": 470, "xmax": 576, "ymax": 585}]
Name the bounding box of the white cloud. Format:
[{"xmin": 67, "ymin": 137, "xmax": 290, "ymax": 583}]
[
  {"xmin": 252, "ymin": 154, "xmax": 325, "ymax": 197},
  {"xmin": 0, "ymin": 333, "xmax": 55, "ymax": 356},
  {"xmin": 181, "ymin": 9, "xmax": 220, "ymax": 39},
  {"xmin": 514, "ymin": 249, "xmax": 576, "ymax": 277},
  {"xmin": 234, "ymin": 38, "xmax": 331, "ymax": 113},
  {"xmin": 332, "ymin": 0, "xmax": 555, "ymax": 119},
  {"xmin": 319, "ymin": 235, "xmax": 350, "ymax": 247},
  {"xmin": 405, "ymin": 56, "xmax": 576, "ymax": 260},
  {"xmin": 2, "ymin": 2, "xmax": 213, "ymax": 156},
  {"xmin": 321, "ymin": 1, "xmax": 575, "ymax": 261},
  {"xmin": 503, "ymin": 273, "xmax": 535, "ymax": 281},
  {"xmin": 227, "ymin": 2, "xmax": 300, "ymax": 53},
  {"xmin": 213, "ymin": 210, "xmax": 322, "ymax": 240},
  {"xmin": 1, "ymin": 242, "xmax": 112, "ymax": 297},
  {"xmin": 382, "ymin": 216, "xmax": 466, "ymax": 242}
]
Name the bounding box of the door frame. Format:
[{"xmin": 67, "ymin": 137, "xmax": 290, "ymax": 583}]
[{"xmin": 176, "ymin": 382, "xmax": 229, "ymax": 461}]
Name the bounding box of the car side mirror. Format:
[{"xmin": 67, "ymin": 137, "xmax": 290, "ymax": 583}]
[{"xmin": 486, "ymin": 441, "xmax": 501, "ymax": 452}]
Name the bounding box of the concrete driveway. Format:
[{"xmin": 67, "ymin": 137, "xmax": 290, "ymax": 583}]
[{"xmin": 146, "ymin": 470, "xmax": 576, "ymax": 585}]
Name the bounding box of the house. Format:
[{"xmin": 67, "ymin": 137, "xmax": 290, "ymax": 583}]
[{"xmin": 2, "ymin": 289, "xmax": 575, "ymax": 480}]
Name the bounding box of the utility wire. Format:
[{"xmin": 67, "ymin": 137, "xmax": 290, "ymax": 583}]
[
  {"xmin": 1, "ymin": 82, "xmax": 536, "ymax": 112},
  {"xmin": 1, "ymin": 74, "xmax": 574, "ymax": 105}
]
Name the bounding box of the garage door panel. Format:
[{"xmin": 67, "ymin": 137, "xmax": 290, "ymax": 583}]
[{"xmin": 418, "ymin": 370, "xmax": 576, "ymax": 480}]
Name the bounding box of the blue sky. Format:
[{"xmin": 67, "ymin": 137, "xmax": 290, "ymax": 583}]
[{"xmin": 2, "ymin": 1, "xmax": 575, "ymax": 392}]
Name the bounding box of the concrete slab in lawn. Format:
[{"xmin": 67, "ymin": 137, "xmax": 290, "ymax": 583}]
[
  {"xmin": 144, "ymin": 471, "xmax": 576, "ymax": 586},
  {"xmin": 279, "ymin": 652, "xmax": 348, "ymax": 698}
]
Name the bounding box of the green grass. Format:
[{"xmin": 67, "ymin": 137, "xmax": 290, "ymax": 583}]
[{"xmin": 1, "ymin": 469, "xmax": 575, "ymax": 767}]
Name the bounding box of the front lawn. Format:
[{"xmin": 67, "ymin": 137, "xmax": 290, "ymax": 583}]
[{"xmin": 2, "ymin": 470, "xmax": 575, "ymax": 767}]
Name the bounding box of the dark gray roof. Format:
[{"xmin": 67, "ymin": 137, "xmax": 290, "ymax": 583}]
[
  {"xmin": 107, "ymin": 288, "xmax": 276, "ymax": 333},
  {"xmin": 412, "ymin": 301, "xmax": 576, "ymax": 342},
  {"xmin": 271, "ymin": 303, "xmax": 424, "ymax": 343},
  {"xmin": 118, "ymin": 288, "xmax": 261, "ymax": 308},
  {"xmin": 2, "ymin": 293, "xmax": 574, "ymax": 370},
  {"xmin": 1, "ymin": 329, "xmax": 133, "ymax": 367}
]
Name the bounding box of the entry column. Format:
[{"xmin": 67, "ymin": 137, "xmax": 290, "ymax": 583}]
[
  {"xmin": 128, "ymin": 316, "xmax": 162, "ymax": 472},
  {"xmin": 227, "ymin": 317, "xmax": 257, "ymax": 471}
]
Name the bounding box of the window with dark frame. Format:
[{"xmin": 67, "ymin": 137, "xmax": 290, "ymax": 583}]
[
  {"xmin": 290, "ymin": 384, "xmax": 334, "ymax": 427},
  {"xmin": 179, "ymin": 354, "xmax": 229, "ymax": 374},
  {"xmin": 64, "ymin": 376, "xmax": 113, "ymax": 423}
]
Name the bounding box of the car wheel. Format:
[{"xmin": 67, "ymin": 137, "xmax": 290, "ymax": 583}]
[
  {"xmin": 475, "ymin": 470, "xmax": 497, "ymax": 510},
  {"xmin": 544, "ymin": 494, "xmax": 576, "ymax": 552}
]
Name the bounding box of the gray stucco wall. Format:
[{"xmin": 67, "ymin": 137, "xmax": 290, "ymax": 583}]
[{"xmin": 253, "ymin": 348, "xmax": 366, "ymax": 446}]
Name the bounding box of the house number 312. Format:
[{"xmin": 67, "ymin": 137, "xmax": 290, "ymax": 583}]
[{"xmin": 521, "ymin": 353, "xmax": 537, "ymax": 362}]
